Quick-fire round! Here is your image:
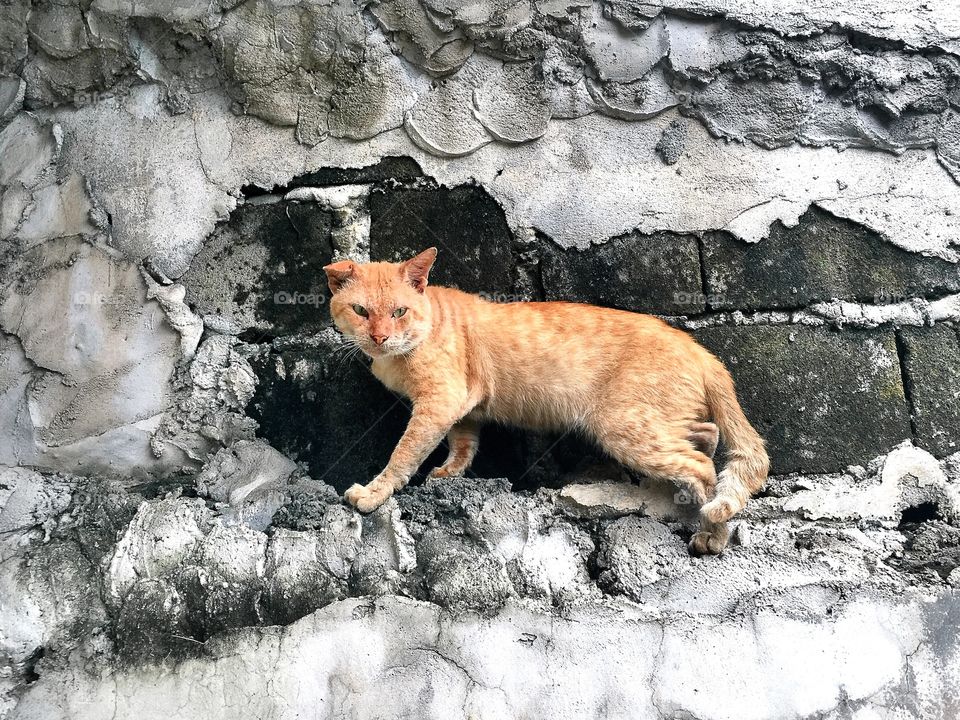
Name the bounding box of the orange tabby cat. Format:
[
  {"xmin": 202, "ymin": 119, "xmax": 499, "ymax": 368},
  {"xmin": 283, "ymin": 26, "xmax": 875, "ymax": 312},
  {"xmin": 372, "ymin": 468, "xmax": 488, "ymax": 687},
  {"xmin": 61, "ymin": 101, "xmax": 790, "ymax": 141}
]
[{"xmin": 324, "ymin": 248, "xmax": 769, "ymax": 554}]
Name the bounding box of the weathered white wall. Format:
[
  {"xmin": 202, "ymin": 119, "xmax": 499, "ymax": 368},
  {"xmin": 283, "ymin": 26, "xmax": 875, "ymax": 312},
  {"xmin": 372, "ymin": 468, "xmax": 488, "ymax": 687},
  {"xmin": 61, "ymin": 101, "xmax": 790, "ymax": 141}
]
[{"xmin": 1, "ymin": 0, "xmax": 960, "ymax": 717}]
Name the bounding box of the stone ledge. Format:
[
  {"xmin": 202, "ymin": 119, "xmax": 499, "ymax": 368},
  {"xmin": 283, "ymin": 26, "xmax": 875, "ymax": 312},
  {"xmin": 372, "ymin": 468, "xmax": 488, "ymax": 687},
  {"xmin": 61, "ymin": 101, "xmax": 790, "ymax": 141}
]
[{"xmin": 3, "ymin": 441, "xmax": 960, "ymax": 718}]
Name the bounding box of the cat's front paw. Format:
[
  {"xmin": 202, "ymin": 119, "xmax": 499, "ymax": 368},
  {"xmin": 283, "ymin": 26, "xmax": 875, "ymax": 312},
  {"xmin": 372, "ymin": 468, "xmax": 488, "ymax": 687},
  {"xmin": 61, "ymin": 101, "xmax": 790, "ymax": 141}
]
[
  {"xmin": 427, "ymin": 465, "xmax": 457, "ymax": 479},
  {"xmin": 344, "ymin": 481, "xmax": 392, "ymax": 513}
]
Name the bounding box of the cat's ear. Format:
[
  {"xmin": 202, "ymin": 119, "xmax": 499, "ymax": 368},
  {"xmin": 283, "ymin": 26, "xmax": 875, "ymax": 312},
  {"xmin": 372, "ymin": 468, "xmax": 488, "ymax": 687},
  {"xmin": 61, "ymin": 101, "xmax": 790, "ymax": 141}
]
[
  {"xmin": 401, "ymin": 247, "xmax": 437, "ymax": 293},
  {"xmin": 323, "ymin": 260, "xmax": 356, "ymax": 294}
]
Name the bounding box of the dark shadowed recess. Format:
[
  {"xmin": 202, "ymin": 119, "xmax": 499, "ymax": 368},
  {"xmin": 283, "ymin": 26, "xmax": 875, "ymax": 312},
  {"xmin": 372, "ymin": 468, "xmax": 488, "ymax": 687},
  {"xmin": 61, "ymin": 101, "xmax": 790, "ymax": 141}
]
[
  {"xmin": 247, "ymin": 341, "xmax": 601, "ymax": 494},
  {"xmin": 185, "ymin": 158, "xmax": 959, "ymax": 494},
  {"xmin": 218, "ymin": 159, "xmax": 600, "ymax": 493},
  {"xmin": 239, "ymin": 156, "xmax": 425, "ymax": 198},
  {"xmin": 368, "ymin": 183, "xmax": 516, "ymax": 294}
]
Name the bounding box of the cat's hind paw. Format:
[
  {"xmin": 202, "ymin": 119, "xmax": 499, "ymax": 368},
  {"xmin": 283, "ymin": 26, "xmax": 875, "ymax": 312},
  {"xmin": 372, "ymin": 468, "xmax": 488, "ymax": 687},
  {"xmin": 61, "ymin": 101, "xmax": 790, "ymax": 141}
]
[
  {"xmin": 426, "ymin": 465, "xmax": 460, "ymax": 479},
  {"xmin": 688, "ymin": 529, "xmax": 728, "ymax": 556},
  {"xmin": 701, "ymin": 496, "xmax": 736, "ymax": 523}
]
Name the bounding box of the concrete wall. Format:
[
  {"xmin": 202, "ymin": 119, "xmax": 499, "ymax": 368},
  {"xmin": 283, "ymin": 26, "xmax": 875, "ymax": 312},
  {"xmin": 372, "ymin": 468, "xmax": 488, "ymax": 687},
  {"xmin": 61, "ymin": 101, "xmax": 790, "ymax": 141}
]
[{"xmin": 1, "ymin": 1, "xmax": 959, "ymax": 718}]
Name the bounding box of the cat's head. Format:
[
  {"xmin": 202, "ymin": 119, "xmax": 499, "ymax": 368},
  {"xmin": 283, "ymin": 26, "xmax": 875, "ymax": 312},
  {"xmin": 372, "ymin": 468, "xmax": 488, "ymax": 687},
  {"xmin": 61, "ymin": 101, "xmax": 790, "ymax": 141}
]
[{"xmin": 323, "ymin": 248, "xmax": 437, "ymax": 358}]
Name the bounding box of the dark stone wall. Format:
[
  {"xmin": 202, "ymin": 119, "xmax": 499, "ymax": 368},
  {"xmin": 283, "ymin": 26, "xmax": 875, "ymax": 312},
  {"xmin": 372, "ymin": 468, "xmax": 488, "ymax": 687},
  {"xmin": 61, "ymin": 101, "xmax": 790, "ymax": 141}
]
[
  {"xmin": 540, "ymin": 233, "xmax": 705, "ymax": 314},
  {"xmin": 186, "ymin": 166, "xmax": 959, "ymax": 491},
  {"xmin": 899, "ymin": 326, "xmax": 960, "ymax": 457},
  {"xmin": 369, "ymin": 184, "xmax": 515, "ymax": 294},
  {"xmin": 694, "ymin": 326, "xmax": 912, "ymax": 474},
  {"xmin": 701, "ymin": 208, "xmax": 960, "ymax": 310}
]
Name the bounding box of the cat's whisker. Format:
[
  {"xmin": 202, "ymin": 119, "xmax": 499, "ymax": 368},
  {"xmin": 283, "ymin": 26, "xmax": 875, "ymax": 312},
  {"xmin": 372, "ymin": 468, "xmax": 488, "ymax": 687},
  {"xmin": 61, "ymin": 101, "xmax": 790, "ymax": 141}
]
[{"xmin": 331, "ymin": 341, "xmax": 364, "ymax": 370}]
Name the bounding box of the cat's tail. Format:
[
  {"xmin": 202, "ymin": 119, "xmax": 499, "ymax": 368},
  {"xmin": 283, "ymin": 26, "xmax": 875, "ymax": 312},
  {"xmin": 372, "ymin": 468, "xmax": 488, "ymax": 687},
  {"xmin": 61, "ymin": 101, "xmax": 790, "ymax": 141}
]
[{"xmin": 700, "ymin": 359, "xmax": 769, "ymax": 523}]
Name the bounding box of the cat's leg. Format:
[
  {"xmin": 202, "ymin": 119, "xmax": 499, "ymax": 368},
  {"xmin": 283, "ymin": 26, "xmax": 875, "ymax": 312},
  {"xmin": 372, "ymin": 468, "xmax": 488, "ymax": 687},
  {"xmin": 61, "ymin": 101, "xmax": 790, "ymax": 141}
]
[
  {"xmin": 688, "ymin": 421, "xmax": 719, "ymax": 459},
  {"xmin": 628, "ymin": 446, "xmax": 719, "ymax": 507},
  {"xmin": 631, "ymin": 444, "xmax": 732, "ymax": 555},
  {"xmin": 630, "ymin": 446, "xmax": 730, "ymax": 555},
  {"xmin": 427, "ymin": 417, "xmax": 480, "ymax": 479},
  {"xmin": 682, "ymin": 423, "xmax": 734, "ymax": 553},
  {"xmin": 344, "ymin": 397, "xmax": 470, "ymax": 512},
  {"xmin": 595, "ymin": 419, "xmax": 717, "ymax": 505},
  {"xmin": 591, "ymin": 417, "xmax": 728, "ymax": 553}
]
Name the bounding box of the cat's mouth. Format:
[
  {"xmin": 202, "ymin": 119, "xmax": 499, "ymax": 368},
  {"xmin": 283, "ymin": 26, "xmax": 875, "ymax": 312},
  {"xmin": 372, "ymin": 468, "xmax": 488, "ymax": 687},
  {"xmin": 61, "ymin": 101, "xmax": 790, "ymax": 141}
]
[
  {"xmin": 361, "ymin": 340, "xmax": 406, "ymax": 358},
  {"xmin": 362, "ymin": 345, "xmax": 389, "ymax": 358}
]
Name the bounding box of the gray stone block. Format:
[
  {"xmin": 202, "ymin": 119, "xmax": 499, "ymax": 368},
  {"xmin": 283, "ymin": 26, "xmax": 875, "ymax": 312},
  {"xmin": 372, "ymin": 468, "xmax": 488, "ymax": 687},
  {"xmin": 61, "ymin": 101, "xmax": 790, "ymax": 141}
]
[
  {"xmin": 369, "ymin": 184, "xmax": 514, "ymax": 295},
  {"xmin": 899, "ymin": 326, "xmax": 960, "ymax": 457},
  {"xmin": 540, "ymin": 232, "xmax": 705, "ymax": 314},
  {"xmin": 694, "ymin": 325, "xmax": 912, "ymax": 474},
  {"xmin": 182, "ymin": 200, "xmax": 334, "ymax": 337},
  {"xmin": 701, "ymin": 207, "xmax": 960, "ymax": 310}
]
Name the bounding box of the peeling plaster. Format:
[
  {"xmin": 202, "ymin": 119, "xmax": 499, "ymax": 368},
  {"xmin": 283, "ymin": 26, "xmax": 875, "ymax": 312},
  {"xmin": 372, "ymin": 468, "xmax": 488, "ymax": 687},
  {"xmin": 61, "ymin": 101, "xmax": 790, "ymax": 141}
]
[
  {"xmin": 2, "ymin": 446, "xmax": 960, "ymax": 718},
  {"xmin": 43, "ymin": 93, "xmax": 960, "ymax": 277},
  {"xmin": 2, "ymin": 2, "xmax": 960, "ymax": 717}
]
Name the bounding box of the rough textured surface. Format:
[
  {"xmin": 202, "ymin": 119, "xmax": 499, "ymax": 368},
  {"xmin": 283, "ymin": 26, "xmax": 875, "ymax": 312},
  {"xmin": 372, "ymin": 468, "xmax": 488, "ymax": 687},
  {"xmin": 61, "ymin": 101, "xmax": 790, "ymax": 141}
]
[
  {"xmin": 540, "ymin": 232, "xmax": 705, "ymax": 314},
  {"xmin": 182, "ymin": 198, "xmax": 335, "ymax": 338},
  {"xmin": 695, "ymin": 326, "xmax": 912, "ymax": 474},
  {"xmin": 3, "ymin": 0, "xmax": 960, "ymax": 717},
  {"xmin": 0, "ymin": 236, "xmax": 185, "ymax": 475},
  {"xmin": 899, "ymin": 326, "xmax": 960, "ymax": 457},
  {"xmin": 2, "ymin": 446, "xmax": 960, "ymax": 718},
  {"xmin": 702, "ymin": 207, "xmax": 960, "ymax": 310}
]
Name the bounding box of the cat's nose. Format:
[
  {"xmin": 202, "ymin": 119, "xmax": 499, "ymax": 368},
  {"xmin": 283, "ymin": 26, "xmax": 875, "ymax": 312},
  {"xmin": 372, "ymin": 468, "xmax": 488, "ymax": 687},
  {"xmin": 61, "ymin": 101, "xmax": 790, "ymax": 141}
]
[{"xmin": 370, "ymin": 333, "xmax": 388, "ymax": 346}]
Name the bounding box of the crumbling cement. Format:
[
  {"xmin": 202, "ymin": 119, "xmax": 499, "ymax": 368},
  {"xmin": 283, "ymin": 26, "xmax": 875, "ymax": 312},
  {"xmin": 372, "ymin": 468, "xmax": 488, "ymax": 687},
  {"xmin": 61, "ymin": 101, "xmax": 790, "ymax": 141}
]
[
  {"xmin": 1, "ymin": 443, "xmax": 959, "ymax": 718},
  {"xmin": 5, "ymin": 0, "xmax": 960, "ymax": 278}
]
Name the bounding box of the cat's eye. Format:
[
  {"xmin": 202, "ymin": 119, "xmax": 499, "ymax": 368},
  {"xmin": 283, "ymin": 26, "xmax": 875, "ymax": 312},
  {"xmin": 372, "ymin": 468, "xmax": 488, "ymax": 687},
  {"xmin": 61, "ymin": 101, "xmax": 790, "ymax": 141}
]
[
  {"xmin": 392, "ymin": 307, "xmax": 407, "ymax": 318},
  {"xmin": 352, "ymin": 304, "xmax": 368, "ymax": 317}
]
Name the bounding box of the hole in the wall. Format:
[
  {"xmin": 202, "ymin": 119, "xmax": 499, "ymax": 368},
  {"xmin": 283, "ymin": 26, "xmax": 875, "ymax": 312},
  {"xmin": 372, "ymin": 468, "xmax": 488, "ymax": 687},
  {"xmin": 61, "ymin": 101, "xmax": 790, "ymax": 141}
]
[
  {"xmin": 899, "ymin": 502, "xmax": 942, "ymax": 528},
  {"xmin": 182, "ymin": 162, "xmax": 960, "ymax": 493},
  {"xmin": 892, "ymin": 504, "xmax": 960, "ymax": 581},
  {"xmin": 238, "ymin": 156, "xmax": 425, "ymax": 199},
  {"xmin": 237, "ymin": 183, "xmax": 273, "ymax": 199},
  {"xmin": 22, "ymin": 647, "xmax": 44, "ymax": 684},
  {"xmin": 193, "ymin": 165, "xmax": 605, "ymax": 493},
  {"xmin": 236, "ymin": 328, "xmax": 278, "ymax": 345}
]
